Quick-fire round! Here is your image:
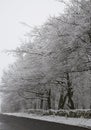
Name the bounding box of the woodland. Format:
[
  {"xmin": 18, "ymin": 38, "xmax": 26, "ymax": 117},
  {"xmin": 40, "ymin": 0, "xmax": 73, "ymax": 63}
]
[{"xmin": 1, "ymin": 0, "xmax": 91, "ymax": 112}]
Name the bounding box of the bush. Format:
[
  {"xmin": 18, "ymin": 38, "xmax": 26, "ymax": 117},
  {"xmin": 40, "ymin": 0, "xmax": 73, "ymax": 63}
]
[
  {"xmin": 43, "ymin": 109, "xmax": 57, "ymax": 115},
  {"xmin": 24, "ymin": 109, "xmax": 47, "ymax": 115},
  {"xmin": 76, "ymin": 110, "xmax": 85, "ymax": 118},
  {"xmin": 84, "ymin": 110, "xmax": 91, "ymax": 118},
  {"xmin": 24, "ymin": 109, "xmax": 91, "ymax": 118},
  {"xmin": 56, "ymin": 110, "xmax": 68, "ymax": 117},
  {"xmin": 43, "ymin": 109, "xmax": 91, "ymax": 118},
  {"xmin": 68, "ymin": 111, "xmax": 77, "ymax": 118}
]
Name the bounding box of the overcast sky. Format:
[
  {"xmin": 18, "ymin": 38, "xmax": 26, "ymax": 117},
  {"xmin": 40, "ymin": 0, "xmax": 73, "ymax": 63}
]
[{"xmin": 0, "ymin": 0, "xmax": 65, "ymax": 82}]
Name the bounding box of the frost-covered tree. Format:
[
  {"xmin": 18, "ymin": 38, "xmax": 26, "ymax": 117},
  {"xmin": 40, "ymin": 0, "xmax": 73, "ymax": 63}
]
[{"xmin": 1, "ymin": 0, "xmax": 91, "ymax": 111}]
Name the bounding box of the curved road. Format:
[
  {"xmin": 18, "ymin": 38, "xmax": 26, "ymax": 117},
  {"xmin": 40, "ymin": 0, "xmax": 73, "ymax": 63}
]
[{"xmin": 0, "ymin": 114, "xmax": 90, "ymax": 130}]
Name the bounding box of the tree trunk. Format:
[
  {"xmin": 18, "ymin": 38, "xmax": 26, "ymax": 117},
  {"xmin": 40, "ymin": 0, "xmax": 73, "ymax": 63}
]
[
  {"xmin": 47, "ymin": 89, "xmax": 51, "ymax": 109},
  {"xmin": 58, "ymin": 93, "xmax": 67, "ymax": 109},
  {"xmin": 40, "ymin": 98, "xmax": 43, "ymax": 109},
  {"xmin": 66, "ymin": 72, "xmax": 75, "ymax": 109}
]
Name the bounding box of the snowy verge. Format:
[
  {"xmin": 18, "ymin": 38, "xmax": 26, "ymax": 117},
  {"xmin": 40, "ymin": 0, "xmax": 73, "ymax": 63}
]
[{"xmin": 2, "ymin": 112, "xmax": 91, "ymax": 129}]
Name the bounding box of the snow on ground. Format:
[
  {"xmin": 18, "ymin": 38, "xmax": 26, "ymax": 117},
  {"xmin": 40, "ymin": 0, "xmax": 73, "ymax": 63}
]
[{"xmin": 2, "ymin": 113, "xmax": 91, "ymax": 129}]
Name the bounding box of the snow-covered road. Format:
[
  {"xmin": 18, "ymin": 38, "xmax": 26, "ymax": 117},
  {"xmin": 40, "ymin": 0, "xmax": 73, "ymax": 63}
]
[
  {"xmin": 0, "ymin": 113, "xmax": 89, "ymax": 130},
  {"xmin": 2, "ymin": 113, "xmax": 91, "ymax": 129}
]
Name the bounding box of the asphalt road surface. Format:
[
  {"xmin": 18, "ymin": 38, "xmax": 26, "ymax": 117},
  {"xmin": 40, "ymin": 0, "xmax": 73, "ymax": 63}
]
[{"xmin": 0, "ymin": 114, "xmax": 90, "ymax": 130}]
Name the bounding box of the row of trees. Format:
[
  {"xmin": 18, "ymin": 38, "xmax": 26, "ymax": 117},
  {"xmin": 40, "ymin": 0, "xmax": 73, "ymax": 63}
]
[{"xmin": 1, "ymin": 0, "xmax": 91, "ymax": 112}]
